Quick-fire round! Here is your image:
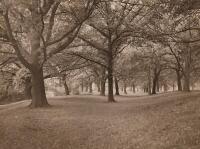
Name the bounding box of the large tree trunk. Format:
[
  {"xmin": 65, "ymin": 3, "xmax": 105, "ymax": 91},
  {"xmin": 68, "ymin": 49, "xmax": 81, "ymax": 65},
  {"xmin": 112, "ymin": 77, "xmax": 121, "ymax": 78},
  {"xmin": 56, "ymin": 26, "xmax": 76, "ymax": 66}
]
[
  {"xmin": 28, "ymin": 1, "xmax": 49, "ymax": 108},
  {"xmin": 107, "ymin": 50, "xmax": 115, "ymax": 102},
  {"xmin": 183, "ymin": 73, "xmax": 190, "ymax": 91},
  {"xmin": 152, "ymin": 68, "xmax": 160, "ymax": 95},
  {"xmin": 115, "ymin": 77, "xmax": 120, "ymax": 95},
  {"xmin": 176, "ymin": 70, "xmax": 182, "ymax": 91},
  {"xmin": 30, "ymin": 68, "xmax": 48, "ymax": 108},
  {"xmin": 152, "ymin": 76, "xmax": 158, "ymax": 94}
]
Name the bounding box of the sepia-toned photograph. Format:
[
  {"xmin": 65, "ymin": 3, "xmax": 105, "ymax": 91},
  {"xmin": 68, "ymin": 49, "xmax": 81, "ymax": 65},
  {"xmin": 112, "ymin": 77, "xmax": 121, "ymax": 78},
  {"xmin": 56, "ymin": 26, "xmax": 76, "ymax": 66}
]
[{"xmin": 0, "ymin": 0, "xmax": 200, "ymax": 148}]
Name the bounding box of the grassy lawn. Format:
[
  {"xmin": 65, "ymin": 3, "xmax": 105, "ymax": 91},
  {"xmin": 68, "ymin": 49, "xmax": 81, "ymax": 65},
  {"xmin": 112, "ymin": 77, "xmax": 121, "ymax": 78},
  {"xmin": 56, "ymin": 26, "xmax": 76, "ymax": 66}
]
[{"xmin": 0, "ymin": 92, "xmax": 200, "ymax": 149}]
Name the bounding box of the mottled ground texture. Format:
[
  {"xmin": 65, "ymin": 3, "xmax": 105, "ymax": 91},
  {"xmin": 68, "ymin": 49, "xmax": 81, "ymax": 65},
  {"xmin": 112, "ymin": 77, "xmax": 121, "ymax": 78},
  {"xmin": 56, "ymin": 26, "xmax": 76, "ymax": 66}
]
[{"xmin": 0, "ymin": 92, "xmax": 200, "ymax": 149}]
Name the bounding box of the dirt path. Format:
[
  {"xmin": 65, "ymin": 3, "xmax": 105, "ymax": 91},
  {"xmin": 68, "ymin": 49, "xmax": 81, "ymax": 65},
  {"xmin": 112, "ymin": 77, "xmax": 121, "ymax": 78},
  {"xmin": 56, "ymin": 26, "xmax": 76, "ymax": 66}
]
[
  {"xmin": 0, "ymin": 92, "xmax": 200, "ymax": 149},
  {"xmin": 0, "ymin": 100, "xmax": 30, "ymax": 112}
]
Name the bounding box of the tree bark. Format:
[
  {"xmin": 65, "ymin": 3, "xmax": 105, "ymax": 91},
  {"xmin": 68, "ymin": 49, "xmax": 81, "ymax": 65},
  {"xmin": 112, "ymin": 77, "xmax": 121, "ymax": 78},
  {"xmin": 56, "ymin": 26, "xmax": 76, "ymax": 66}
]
[
  {"xmin": 152, "ymin": 76, "xmax": 158, "ymax": 94},
  {"xmin": 107, "ymin": 68, "xmax": 115, "ymax": 102},
  {"xmin": 115, "ymin": 77, "xmax": 120, "ymax": 95},
  {"xmin": 152, "ymin": 67, "xmax": 161, "ymax": 95},
  {"xmin": 107, "ymin": 50, "xmax": 115, "ymax": 102},
  {"xmin": 100, "ymin": 79, "xmax": 106, "ymax": 96},
  {"xmin": 176, "ymin": 70, "xmax": 182, "ymax": 91},
  {"xmin": 62, "ymin": 75, "xmax": 70, "ymax": 95},
  {"xmin": 183, "ymin": 74, "xmax": 190, "ymax": 91},
  {"xmin": 63, "ymin": 81, "xmax": 70, "ymax": 95},
  {"xmin": 156, "ymin": 80, "xmax": 159, "ymax": 92},
  {"xmin": 30, "ymin": 68, "xmax": 48, "ymax": 108},
  {"xmin": 29, "ymin": 2, "xmax": 49, "ymax": 107},
  {"xmin": 123, "ymin": 81, "xmax": 127, "ymax": 94}
]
